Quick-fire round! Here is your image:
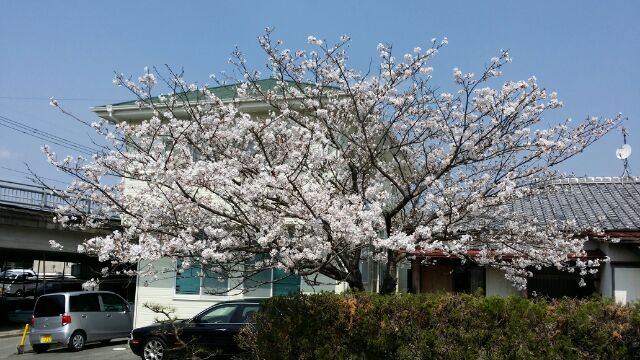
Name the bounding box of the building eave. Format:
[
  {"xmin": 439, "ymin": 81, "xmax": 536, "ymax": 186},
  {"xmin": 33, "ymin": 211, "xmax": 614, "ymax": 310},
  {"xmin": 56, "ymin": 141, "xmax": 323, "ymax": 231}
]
[{"xmin": 90, "ymin": 98, "xmax": 278, "ymax": 123}]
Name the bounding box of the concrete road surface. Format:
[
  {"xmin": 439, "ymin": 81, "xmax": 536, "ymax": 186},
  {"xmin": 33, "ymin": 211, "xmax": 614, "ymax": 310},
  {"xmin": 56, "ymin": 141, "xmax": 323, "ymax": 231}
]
[{"xmin": 0, "ymin": 336, "xmax": 138, "ymax": 360}]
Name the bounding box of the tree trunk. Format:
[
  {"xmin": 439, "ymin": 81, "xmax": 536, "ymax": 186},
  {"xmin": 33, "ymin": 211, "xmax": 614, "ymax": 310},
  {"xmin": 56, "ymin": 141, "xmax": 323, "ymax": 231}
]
[
  {"xmin": 379, "ymin": 216, "xmax": 398, "ymax": 294},
  {"xmin": 379, "ymin": 249, "xmax": 398, "ymax": 294},
  {"xmin": 346, "ymin": 272, "xmax": 365, "ymax": 292}
]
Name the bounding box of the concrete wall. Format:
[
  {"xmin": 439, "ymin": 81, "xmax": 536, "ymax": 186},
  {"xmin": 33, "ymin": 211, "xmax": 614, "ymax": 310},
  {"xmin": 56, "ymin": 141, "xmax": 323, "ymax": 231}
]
[{"xmin": 0, "ymin": 224, "xmax": 88, "ymax": 253}]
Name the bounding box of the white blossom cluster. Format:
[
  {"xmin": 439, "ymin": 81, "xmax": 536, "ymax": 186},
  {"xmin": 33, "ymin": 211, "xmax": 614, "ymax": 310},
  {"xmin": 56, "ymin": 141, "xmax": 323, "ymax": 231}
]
[{"xmin": 46, "ymin": 31, "xmax": 620, "ymax": 292}]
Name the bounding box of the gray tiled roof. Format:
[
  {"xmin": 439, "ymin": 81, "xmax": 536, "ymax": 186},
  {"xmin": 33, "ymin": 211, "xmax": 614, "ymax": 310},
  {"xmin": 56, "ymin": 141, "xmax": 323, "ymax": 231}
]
[{"xmin": 513, "ymin": 177, "xmax": 640, "ymax": 230}]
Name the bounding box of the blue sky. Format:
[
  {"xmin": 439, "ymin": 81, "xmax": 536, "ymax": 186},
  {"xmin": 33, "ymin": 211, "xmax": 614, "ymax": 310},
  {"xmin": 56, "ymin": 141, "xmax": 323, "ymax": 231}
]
[{"xmin": 1, "ymin": 0, "xmax": 638, "ymax": 187}]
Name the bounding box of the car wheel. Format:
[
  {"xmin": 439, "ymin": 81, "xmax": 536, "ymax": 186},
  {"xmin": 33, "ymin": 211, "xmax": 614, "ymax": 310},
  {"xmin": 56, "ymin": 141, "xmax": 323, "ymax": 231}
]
[
  {"xmin": 68, "ymin": 331, "xmax": 86, "ymax": 351},
  {"xmin": 142, "ymin": 337, "xmax": 166, "ymax": 360},
  {"xmin": 32, "ymin": 344, "xmax": 50, "ymax": 353}
]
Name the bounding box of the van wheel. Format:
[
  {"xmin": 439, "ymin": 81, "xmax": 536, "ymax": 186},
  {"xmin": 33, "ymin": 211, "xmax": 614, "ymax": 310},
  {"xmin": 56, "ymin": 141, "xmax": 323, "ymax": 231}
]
[
  {"xmin": 142, "ymin": 337, "xmax": 166, "ymax": 360},
  {"xmin": 32, "ymin": 344, "xmax": 50, "ymax": 353},
  {"xmin": 68, "ymin": 331, "xmax": 86, "ymax": 351}
]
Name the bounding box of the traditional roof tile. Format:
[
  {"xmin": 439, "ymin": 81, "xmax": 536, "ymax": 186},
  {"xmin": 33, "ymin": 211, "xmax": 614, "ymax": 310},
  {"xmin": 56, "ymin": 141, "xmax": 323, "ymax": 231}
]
[{"xmin": 514, "ymin": 177, "xmax": 640, "ymax": 230}]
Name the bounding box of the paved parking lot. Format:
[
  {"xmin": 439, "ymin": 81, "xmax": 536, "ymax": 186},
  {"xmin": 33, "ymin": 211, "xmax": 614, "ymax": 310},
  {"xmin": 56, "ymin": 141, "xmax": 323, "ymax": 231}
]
[{"xmin": 0, "ymin": 337, "xmax": 137, "ymax": 360}]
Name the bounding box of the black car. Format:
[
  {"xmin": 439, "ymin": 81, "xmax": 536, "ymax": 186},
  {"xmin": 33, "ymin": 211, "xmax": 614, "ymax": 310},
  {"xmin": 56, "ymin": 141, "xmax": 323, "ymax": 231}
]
[{"xmin": 129, "ymin": 299, "xmax": 262, "ymax": 360}]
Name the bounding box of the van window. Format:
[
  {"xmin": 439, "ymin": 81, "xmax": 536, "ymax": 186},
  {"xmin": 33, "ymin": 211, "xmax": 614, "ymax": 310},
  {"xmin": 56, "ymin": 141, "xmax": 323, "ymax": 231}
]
[
  {"xmin": 69, "ymin": 294, "xmax": 100, "ymax": 312},
  {"xmin": 100, "ymin": 293, "xmax": 128, "ymax": 312},
  {"xmin": 34, "ymin": 295, "xmax": 65, "ymax": 317}
]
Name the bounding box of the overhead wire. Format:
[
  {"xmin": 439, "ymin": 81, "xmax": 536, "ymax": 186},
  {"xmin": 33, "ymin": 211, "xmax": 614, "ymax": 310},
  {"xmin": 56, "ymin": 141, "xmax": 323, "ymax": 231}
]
[
  {"xmin": 0, "ymin": 114, "xmax": 97, "ymax": 152},
  {"xmin": 0, "ymin": 96, "xmax": 122, "ymax": 102},
  {"xmin": 0, "ymin": 115, "xmax": 95, "ymax": 152},
  {"xmin": 0, "ymin": 114, "xmax": 98, "ymax": 156},
  {"xmin": 0, "ymin": 165, "xmax": 69, "ymax": 185}
]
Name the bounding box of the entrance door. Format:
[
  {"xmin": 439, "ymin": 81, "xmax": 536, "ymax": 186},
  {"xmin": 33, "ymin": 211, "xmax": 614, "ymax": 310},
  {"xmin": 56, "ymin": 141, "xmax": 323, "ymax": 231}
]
[{"xmin": 421, "ymin": 265, "xmax": 454, "ymax": 293}]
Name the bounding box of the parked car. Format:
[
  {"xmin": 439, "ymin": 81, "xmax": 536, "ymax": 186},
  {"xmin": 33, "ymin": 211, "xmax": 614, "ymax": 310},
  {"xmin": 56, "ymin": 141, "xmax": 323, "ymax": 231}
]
[
  {"xmin": 129, "ymin": 299, "xmax": 263, "ymax": 360},
  {"xmin": 33, "ymin": 279, "xmax": 84, "ymax": 296},
  {"xmin": 28, "ymin": 291, "xmax": 133, "ymax": 353},
  {"xmin": 0, "ymin": 274, "xmax": 37, "ymax": 297},
  {"xmin": 0, "ymin": 269, "xmax": 36, "ymax": 279}
]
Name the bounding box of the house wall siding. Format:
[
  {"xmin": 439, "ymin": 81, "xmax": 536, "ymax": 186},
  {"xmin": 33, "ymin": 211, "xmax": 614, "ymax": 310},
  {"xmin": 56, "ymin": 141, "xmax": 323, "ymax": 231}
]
[{"xmin": 134, "ymin": 258, "xmax": 347, "ymax": 328}]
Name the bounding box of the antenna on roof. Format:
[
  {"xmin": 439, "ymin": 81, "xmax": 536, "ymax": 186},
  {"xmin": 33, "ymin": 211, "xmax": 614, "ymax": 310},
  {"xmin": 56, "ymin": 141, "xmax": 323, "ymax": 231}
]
[{"xmin": 616, "ymin": 127, "xmax": 632, "ymax": 180}]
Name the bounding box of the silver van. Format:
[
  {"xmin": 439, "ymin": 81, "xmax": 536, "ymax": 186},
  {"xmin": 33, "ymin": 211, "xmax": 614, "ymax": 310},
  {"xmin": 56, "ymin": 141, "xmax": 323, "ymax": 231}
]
[{"xmin": 29, "ymin": 291, "xmax": 133, "ymax": 353}]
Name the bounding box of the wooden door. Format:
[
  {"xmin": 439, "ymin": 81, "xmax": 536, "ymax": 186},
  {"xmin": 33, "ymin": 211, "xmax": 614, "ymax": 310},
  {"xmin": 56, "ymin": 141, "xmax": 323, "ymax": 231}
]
[{"xmin": 420, "ymin": 265, "xmax": 454, "ymax": 293}]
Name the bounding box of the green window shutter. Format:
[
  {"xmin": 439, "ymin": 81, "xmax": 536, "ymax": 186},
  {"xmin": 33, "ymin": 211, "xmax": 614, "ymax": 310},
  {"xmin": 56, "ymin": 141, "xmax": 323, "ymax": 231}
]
[
  {"xmin": 272, "ymin": 268, "xmax": 300, "ymax": 296},
  {"xmin": 176, "ymin": 260, "xmax": 201, "ymax": 295}
]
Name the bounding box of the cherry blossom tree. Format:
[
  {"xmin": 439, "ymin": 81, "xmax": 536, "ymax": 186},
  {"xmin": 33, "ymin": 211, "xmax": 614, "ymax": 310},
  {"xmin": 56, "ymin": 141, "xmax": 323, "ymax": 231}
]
[{"xmin": 46, "ymin": 30, "xmax": 620, "ymax": 294}]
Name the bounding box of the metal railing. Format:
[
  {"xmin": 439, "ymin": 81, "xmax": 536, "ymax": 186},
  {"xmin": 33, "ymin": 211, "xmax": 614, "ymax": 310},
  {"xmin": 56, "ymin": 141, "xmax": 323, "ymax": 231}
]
[{"xmin": 0, "ymin": 179, "xmax": 111, "ymax": 216}]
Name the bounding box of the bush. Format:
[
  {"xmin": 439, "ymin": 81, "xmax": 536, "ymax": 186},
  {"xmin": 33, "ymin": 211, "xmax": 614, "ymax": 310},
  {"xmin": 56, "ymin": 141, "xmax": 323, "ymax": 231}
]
[{"xmin": 238, "ymin": 293, "xmax": 640, "ymax": 360}]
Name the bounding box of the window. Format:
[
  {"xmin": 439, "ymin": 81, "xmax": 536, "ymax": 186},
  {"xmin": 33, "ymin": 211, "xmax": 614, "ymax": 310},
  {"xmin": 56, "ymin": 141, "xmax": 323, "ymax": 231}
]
[
  {"xmin": 34, "ymin": 295, "xmax": 65, "ymax": 317},
  {"xmin": 100, "ymin": 293, "xmax": 128, "ymax": 312},
  {"xmin": 69, "ymin": 294, "xmax": 100, "ymax": 312},
  {"xmin": 244, "ymin": 268, "xmax": 272, "ymax": 297},
  {"xmin": 360, "ymin": 258, "xmax": 370, "ymax": 284},
  {"xmin": 175, "ymin": 259, "xmax": 229, "ymax": 296},
  {"xmin": 191, "ymin": 146, "xmax": 203, "ymax": 162},
  {"xmin": 527, "ymin": 268, "xmax": 595, "ymax": 299},
  {"xmin": 238, "ymin": 304, "xmax": 260, "ymax": 323},
  {"xmin": 272, "ymin": 268, "xmax": 301, "ymax": 296},
  {"xmin": 175, "ymin": 261, "xmax": 201, "ymax": 295},
  {"xmin": 197, "ymin": 304, "xmax": 238, "ymax": 324},
  {"xmin": 244, "ymin": 256, "xmax": 300, "ymax": 297},
  {"xmin": 202, "ymin": 268, "xmax": 229, "ymax": 295}
]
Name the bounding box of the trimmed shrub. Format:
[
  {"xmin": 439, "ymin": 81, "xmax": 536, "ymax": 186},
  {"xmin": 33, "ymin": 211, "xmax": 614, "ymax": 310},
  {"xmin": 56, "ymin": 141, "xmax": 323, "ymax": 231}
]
[{"xmin": 238, "ymin": 293, "xmax": 640, "ymax": 360}]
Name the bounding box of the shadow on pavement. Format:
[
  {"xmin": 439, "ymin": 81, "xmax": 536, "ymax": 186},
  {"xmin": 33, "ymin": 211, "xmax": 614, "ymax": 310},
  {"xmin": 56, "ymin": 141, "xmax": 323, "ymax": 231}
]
[{"xmin": 33, "ymin": 339, "xmax": 129, "ymax": 354}]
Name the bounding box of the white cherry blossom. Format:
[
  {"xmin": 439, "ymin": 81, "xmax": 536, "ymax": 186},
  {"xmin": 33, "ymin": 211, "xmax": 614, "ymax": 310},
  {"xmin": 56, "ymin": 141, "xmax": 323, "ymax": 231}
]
[{"xmin": 46, "ymin": 31, "xmax": 620, "ymax": 293}]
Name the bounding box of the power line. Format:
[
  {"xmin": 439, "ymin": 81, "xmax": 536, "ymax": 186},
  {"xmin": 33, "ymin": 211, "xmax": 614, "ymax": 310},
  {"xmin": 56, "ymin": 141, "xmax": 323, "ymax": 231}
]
[
  {"xmin": 0, "ymin": 165, "xmax": 68, "ymax": 185},
  {"xmin": 0, "ymin": 96, "xmax": 122, "ymax": 102},
  {"xmin": 0, "ymin": 115, "xmax": 98, "ymax": 155},
  {"xmin": 0, "ymin": 120, "xmax": 94, "ymax": 156},
  {"xmin": 0, "ymin": 115, "xmax": 96, "ymax": 153}
]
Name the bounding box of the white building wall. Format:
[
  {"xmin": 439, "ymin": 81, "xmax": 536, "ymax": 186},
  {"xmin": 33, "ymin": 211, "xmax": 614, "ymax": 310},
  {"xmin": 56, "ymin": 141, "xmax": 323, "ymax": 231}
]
[
  {"xmin": 134, "ymin": 258, "xmax": 347, "ymax": 328},
  {"xmin": 613, "ymin": 267, "xmax": 640, "ymax": 304},
  {"xmin": 598, "ymin": 242, "xmax": 640, "ymax": 304},
  {"xmin": 134, "ymin": 258, "xmax": 230, "ymax": 328},
  {"xmin": 601, "ymin": 243, "xmax": 640, "ymax": 262},
  {"xmin": 485, "ymin": 268, "xmax": 520, "ymax": 297},
  {"xmin": 599, "ymin": 262, "xmax": 613, "ymax": 297}
]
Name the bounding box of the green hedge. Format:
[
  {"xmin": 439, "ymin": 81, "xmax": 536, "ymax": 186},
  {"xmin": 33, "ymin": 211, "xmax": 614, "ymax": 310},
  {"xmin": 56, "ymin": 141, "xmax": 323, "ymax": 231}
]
[{"xmin": 238, "ymin": 293, "xmax": 640, "ymax": 360}]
